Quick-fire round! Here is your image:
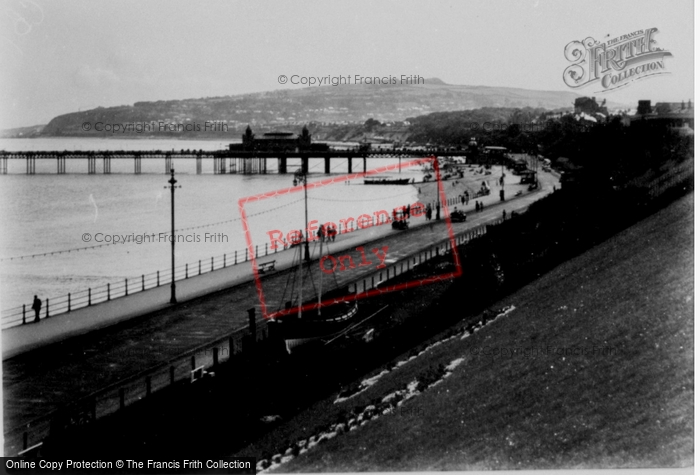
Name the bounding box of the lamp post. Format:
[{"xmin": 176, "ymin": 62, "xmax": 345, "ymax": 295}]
[
  {"xmin": 500, "ymin": 151, "xmax": 505, "ymax": 202},
  {"xmin": 434, "ymin": 156, "xmax": 441, "ymax": 220},
  {"xmin": 165, "ymin": 168, "xmax": 181, "ymax": 304}
]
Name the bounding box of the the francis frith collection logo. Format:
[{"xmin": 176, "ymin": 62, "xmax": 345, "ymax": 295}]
[{"xmin": 563, "ymin": 28, "xmax": 672, "ymax": 92}]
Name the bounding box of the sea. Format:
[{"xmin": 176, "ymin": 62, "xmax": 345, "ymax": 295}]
[{"xmin": 0, "ymin": 138, "xmax": 425, "ymax": 313}]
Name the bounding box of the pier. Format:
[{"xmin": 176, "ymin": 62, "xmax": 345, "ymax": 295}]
[{"xmin": 0, "ymin": 149, "xmax": 474, "ymax": 175}]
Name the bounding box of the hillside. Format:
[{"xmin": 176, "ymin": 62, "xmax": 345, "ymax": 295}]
[
  {"xmin": 41, "ymin": 80, "xmax": 586, "ymax": 138},
  {"xmin": 0, "ymin": 124, "xmax": 46, "ymax": 138},
  {"xmin": 250, "ymin": 192, "xmax": 693, "ymax": 470}
]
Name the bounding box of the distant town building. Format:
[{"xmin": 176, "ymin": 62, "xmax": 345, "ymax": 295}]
[
  {"xmin": 630, "ymin": 100, "xmax": 694, "ymax": 131},
  {"xmin": 574, "ymin": 96, "xmax": 608, "ymax": 116}
]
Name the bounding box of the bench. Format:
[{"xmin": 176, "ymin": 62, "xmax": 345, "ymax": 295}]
[{"xmin": 258, "ymin": 260, "xmax": 276, "ymax": 274}]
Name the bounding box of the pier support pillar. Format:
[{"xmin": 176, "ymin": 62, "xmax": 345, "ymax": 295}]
[
  {"xmin": 213, "ymin": 157, "xmax": 226, "ymax": 174},
  {"xmin": 134, "ymin": 156, "xmax": 141, "ymax": 174},
  {"xmin": 301, "ymin": 156, "xmax": 309, "ymax": 175},
  {"xmin": 165, "ymin": 155, "xmax": 172, "ymax": 174},
  {"xmin": 324, "ymin": 157, "xmax": 331, "ymax": 174},
  {"xmin": 196, "ymin": 155, "xmax": 202, "ymax": 174},
  {"xmin": 26, "ymin": 156, "xmax": 35, "ymax": 175},
  {"xmin": 261, "ymin": 157, "xmax": 267, "ymax": 174},
  {"xmin": 57, "ymin": 156, "xmax": 66, "ymax": 174},
  {"xmin": 347, "ymin": 157, "xmax": 353, "ymax": 174},
  {"xmin": 88, "ymin": 157, "xmax": 96, "ymax": 174},
  {"xmin": 363, "ymin": 156, "xmax": 367, "ymax": 173},
  {"xmin": 0, "ymin": 156, "xmax": 7, "ymax": 174},
  {"xmin": 278, "ymin": 156, "xmax": 287, "ymax": 174},
  {"xmin": 103, "ymin": 156, "xmax": 111, "ymax": 174}
]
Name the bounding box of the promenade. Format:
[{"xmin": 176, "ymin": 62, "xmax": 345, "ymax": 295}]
[
  {"xmin": 3, "ymin": 166, "xmax": 557, "ymax": 454},
  {"xmin": 1, "ymin": 161, "xmax": 529, "ymax": 359}
]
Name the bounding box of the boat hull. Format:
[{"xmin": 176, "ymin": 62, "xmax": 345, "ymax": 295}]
[
  {"xmin": 364, "ymin": 178, "xmax": 411, "ymax": 185},
  {"xmin": 270, "ymin": 302, "xmax": 360, "ymax": 353}
]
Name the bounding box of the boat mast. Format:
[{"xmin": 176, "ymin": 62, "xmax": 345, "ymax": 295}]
[
  {"xmin": 318, "ymin": 226, "xmax": 323, "ymax": 316},
  {"xmin": 303, "ymin": 171, "xmax": 310, "ymax": 263},
  {"xmin": 295, "ymin": 168, "xmax": 312, "ymax": 319},
  {"xmin": 298, "ymin": 242, "xmax": 303, "ymax": 319}
]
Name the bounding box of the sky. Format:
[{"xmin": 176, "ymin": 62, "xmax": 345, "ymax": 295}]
[{"xmin": 0, "ymin": 0, "xmax": 694, "ymax": 129}]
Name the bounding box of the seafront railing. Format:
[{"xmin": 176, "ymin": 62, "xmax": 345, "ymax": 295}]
[
  {"xmin": 0, "ymin": 179, "xmax": 493, "ymax": 330},
  {"xmin": 1, "ymin": 186, "xmax": 494, "ymax": 330},
  {"xmin": 0, "ymin": 238, "xmax": 306, "ymax": 329}
]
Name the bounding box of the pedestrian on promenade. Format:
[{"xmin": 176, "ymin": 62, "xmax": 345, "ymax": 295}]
[
  {"xmin": 318, "ymin": 224, "xmax": 325, "ymax": 242},
  {"xmin": 426, "ymin": 205, "xmax": 432, "ymax": 221},
  {"xmin": 475, "ymin": 201, "xmax": 479, "ymax": 213},
  {"xmin": 503, "ymin": 209, "xmax": 506, "ymax": 220},
  {"xmin": 32, "ymin": 295, "xmax": 41, "ymax": 322}
]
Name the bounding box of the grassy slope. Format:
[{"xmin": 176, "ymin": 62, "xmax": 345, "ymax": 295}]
[{"xmin": 275, "ymin": 192, "xmax": 693, "ymax": 470}]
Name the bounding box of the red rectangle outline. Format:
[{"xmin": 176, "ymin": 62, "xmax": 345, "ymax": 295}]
[{"xmin": 238, "ymin": 156, "xmax": 462, "ymax": 319}]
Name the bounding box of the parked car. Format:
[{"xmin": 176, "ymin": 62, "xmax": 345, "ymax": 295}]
[{"xmin": 450, "ymin": 209, "xmax": 467, "ymax": 222}]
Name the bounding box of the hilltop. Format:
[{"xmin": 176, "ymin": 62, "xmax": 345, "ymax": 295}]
[{"xmin": 40, "ymin": 80, "xmax": 586, "ymax": 138}]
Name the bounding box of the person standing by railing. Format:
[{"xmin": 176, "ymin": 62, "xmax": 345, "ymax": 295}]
[{"xmin": 32, "ymin": 295, "xmax": 41, "ymax": 323}]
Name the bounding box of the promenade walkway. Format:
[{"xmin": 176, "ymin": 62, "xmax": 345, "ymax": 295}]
[
  {"xmin": 3, "ymin": 168, "xmax": 558, "ymax": 454},
  {"xmin": 2, "ymin": 162, "xmax": 535, "ymax": 359}
]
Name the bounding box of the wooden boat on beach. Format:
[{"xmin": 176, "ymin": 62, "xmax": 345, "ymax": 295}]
[{"xmin": 364, "ymin": 175, "xmax": 412, "ymax": 185}]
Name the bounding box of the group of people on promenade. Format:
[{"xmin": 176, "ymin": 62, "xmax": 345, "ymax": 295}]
[
  {"xmin": 317, "ymin": 224, "xmax": 337, "ymax": 242},
  {"xmin": 392, "ymin": 205, "xmax": 413, "ymax": 222},
  {"xmin": 424, "ymin": 203, "xmax": 439, "ymax": 221}
]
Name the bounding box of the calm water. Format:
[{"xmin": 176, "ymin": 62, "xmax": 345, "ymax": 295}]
[{"xmin": 0, "ymin": 138, "xmax": 422, "ymax": 312}]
